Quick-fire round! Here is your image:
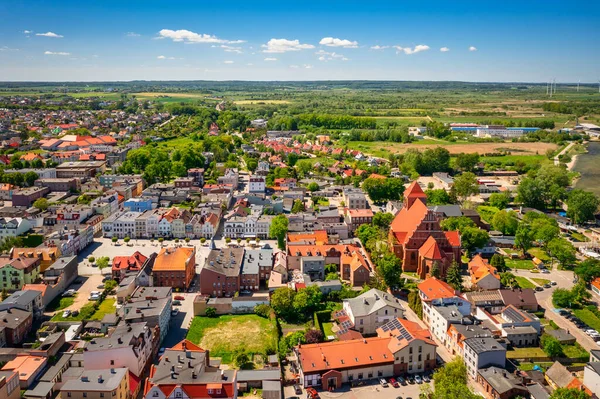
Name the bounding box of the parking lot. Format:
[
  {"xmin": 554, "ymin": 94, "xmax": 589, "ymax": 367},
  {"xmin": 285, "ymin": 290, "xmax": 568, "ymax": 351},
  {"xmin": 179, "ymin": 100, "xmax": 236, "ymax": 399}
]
[{"xmin": 284, "ymin": 379, "xmax": 430, "ymax": 399}]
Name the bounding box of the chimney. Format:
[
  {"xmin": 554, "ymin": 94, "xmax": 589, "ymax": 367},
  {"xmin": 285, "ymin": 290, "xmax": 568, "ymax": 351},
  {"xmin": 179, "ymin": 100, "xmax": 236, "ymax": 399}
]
[
  {"xmin": 111, "ymin": 368, "xmax": 115, "ymax": 374},
  {"xmin": 98, "ymin": 375, "xmax": 103, "ymax": 383},
  {"xmin": 221, "ymin": 369, "xmax": 225, "ymax": 380}
]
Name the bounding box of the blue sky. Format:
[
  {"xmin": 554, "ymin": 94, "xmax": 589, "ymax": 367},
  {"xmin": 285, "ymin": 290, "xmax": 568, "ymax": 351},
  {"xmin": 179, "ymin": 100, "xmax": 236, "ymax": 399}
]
[{"xmin": 0, "ymin": 0, "xmax": 598, "ymax": 82}]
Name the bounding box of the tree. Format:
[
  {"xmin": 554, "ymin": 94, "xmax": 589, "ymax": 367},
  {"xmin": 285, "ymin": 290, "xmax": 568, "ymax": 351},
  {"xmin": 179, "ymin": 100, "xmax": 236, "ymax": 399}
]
[
  {"xmin": 571, "ymin": 280, "xmax": 592, "ymax": 304},
  {"xmin": 270, "ymin": 287, "xmax": 296, "ymax": 320},
  {"xmin": 445, "ymin": 261, "xmax": 462, "ymax": 290},
  {"xmin": 33, "ymin": 198, "xmax": 49, "ymax": 211},
  {"xmin": 408, "ymin": 290, "xmax": 423, "ymax": 319},
  {"xmin": 23, "ymin": 171, "xmax": 39, "ymax": 187},
  {"xmin": 492, "ymin": 210, "xmax": 519, "ymax": 235},
  {"xmin": 490, "ymin": 254, "xmax": 507, "ymax": 272},
  {"xmin": 425, "ymin": 189, "xmax": 452, "ymax": 205},
  {"xmin": 460, "ymin": 227, "xmax": 489, "ymax": 255},
  {"xmin": 430, "ymin": 261, "xmax": 441, "ymax": 279},
  {"xmin": 291, "ymin": 199, "xmax": 305, "ymax": 214},
  {"xmin": 567, "ymin": 189, "xmax": 599, "ymax": 225},
  {"xmin": 454, "ymin": 153, "xmax": 480, "ymax": 173},
  {"xmin": 96, "ymin": 256, "xmax": 109, "ymax": 270},
  {"xmin": 515, "ymin": 223, "xmax": 534, "ymax": 253},
  {"xmin": 104, "ymin": 279, "xmax": 118, "ymax": 293},
  {"xmin": 552, "ymin": 288, "xmax": 575, "ymax": 308},
  {"xmin": 440, "ymin": 216, "xmax": 476, "ymax": 232},
  {"xmin": 517, "ymin": 177, "xmax": 545, "ymax": 209},
  {"xmin": 574, "ymin": 259, "xmax": 600, "ymax": 283},
  {"xmin": 372, "ymin": 212, "xmax": 394, "ymax": 229},
  {"xmin": 124, "ymin": 236, "xmax": 130, "ymax": 244},
  {"xmin": 453, "ymin": 172, "xmax": 479, "ymax": 202},
  {"xmin": 541, "ymin": 335, "xmax": 564, "ymax": 357},
  {"xmin": 307, "ymin": 182, "xmax": 320, "ymax": 192},
  {"xmin": 304, "ymin": 329, "xmax": 324, "ymax": 344},
  {"xmin": 270, "ymin": 215, "xmax": 289, "ymax": 250},
  {"xmin": 232, "ymin": 348, "xmax": 250, "ymax": 369},
  {"xmin": 547, "ymin": 238, "xmax": 576, "ymax": 268},
  {"xmin": 296, "ymin": 160, "xmax": 312, "ymax": 177},
  {"xmin": 549, "ymin": 388, "xmax": 591, "ymax": 399},
  {"xmin": 362, "ymin": 178, "xmax": 406, "ymax": 202},
  {"xmin": 489, "ymin": 192, "xmax": 511, "ymax": 209},
  {"xmin": 428, "ymin": 358, "xmax": 481, "ymax": 399},
  {"xmin": 205, "ymin": 307, "xmax": 217, "ymax": 317},
  {"xmin": 500, "ymin": 272, "xmax": 518, "ymax": 288},
  {"xmin": 375, "ymin": 253, "xmax": 402, "ymax": 289}
]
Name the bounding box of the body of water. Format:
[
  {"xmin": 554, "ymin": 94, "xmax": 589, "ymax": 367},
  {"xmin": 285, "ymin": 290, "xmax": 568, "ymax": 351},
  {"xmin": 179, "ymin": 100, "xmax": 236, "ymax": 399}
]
[{"xmin": 574, "ymin": 141, "xmax": 600, "ymax": 197}]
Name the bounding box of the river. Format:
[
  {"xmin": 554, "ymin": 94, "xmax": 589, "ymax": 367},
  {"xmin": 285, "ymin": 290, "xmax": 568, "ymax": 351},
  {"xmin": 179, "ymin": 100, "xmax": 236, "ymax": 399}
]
[{"xmin": 574, "ymin": 141, "xmax": 600, "ymax": 197}]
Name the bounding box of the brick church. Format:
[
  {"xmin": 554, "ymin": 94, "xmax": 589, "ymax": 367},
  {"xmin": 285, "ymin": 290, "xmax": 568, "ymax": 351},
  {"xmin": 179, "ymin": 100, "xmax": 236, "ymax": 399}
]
[{"xmin": 388, "ymin": 181, "xmax": 461, "ymax": 279}]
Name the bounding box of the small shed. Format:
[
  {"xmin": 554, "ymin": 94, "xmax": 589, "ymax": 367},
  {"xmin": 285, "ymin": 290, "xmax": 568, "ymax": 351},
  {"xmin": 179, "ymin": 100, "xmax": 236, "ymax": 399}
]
[{"xmin": 262, "ymin": 380, "xmax": 282, "ymax": 399}]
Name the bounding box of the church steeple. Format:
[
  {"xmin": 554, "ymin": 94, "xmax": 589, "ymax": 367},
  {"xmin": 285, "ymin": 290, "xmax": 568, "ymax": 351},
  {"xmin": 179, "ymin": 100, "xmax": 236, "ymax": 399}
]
[{"xmin": 403, "ymin": 181, "xmax": 427, "ymax": 209}]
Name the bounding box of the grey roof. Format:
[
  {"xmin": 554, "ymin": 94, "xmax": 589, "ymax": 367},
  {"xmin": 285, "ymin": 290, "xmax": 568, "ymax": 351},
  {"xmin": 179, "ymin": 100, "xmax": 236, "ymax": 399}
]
[
  {"xmin": 464, "ymin": 337, "xmax": 505, "ymax": 354},
  {"xmin": 204, "ymin": 247, "xmax": 245, "ymax": 277},
  {"xmin": 545, "ymin": 361, "xmax": 573, "ymax": 388},
  {"xmin": 150, "ymin": 348, "xmax": 235, "ymax": 385},
  {"xmin": 528, "ymin": 383, "xmax": 550, "ymax": 399},
  {"xmin": 86, "ymin": 322, "xmax": 149, "ymax": 351},
  {"xmin": 263, "ymin": 380, "xmax": 282, "ymax": 394},
  {"xmin": 131, "ymin": 286, "xmax": 171, "ymax": 301},
  {"xmin": 587, "ymin": 362, "xmax": 600, "ymax": 376},
  {"xmin": 344, "ymin": 288, "xmax": 404, "ymax": 317},
  {"xmin": 464, "ymin": 290, "xmax": 504, "ymax": 305},
  {"xmin": 503, "ymin": 326, "xmax": 538, "ymax": 335},
  {"xmin": 546, "ymin": 328, "xmax": 575, "ymax": 342},
  {"xmin": 47, "ymin": 256, "xmax": 77, "ymax": 271},
  {"xmin": 450, "ymin": 324, "xmax": 492, "ymax": 339},
  {"xmin": 236, "ymin": 369, "xmax": 281, "ymax": 382},
  {"xmin": 591, "ymin": 349, "xmax": 600, "ymax": 360},
  {"xmin": 478, "ymin": 367, "xmax": 527, "ymax": 395},
  {"xmin": 122, "ymin": 298, "xmax": 170, "ymax": 321},
  {"xmin": 430, "ymin": 205, "xmax": 462, "ymax": 217},
  {"xmin": 40, "ymin": 354, "xmax": 71, "ymax": 382},
  {"xmin": 61, "ymin": 368, "xmax": 127, "ymax": 392},
  {"xmin": 0, "ymin": 308, "xmax": 31, "ymax": 328},
  {"xmin": 432, "ymin": 304, "xmax": 467, "ymax": 323},
  {"xmin": 24, "ymin": 381, "xmax": 56, "ymax": 398},
  {"xmin": 1, "ymin": 289, "xmax": 40, "ymax": 306},
  {"xmin": 242, "ymin": 249, "xmax": 273, "ymax": 275}
]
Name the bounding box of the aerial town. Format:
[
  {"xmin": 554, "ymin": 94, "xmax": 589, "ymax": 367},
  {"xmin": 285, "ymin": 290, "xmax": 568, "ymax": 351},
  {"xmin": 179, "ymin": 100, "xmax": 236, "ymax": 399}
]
[{"xmin": 1, "ymin": 3, "xmax": 600, "ymax": 399}]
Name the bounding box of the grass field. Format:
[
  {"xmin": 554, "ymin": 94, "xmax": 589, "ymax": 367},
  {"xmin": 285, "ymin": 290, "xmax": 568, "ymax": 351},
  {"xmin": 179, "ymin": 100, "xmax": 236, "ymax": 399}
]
[
  {"xmin": 563, "ymin": 343, "xmax": 589, "ymax": 359},
  {"xmin": 506, "ymin": 258, "xmax": 535, "ymax": 270},
  {"xmin": 528, "ymin": 248, "xmax": 551, "ymax": 262},
  {"xmin": 506, "ymin": 347, "xmax": 546, "ymax": 358},
  {"xmin": 515, "ymin": 276, "xmax": 536, "ymax": 289},
  {"xmin": 187, "ymin": 315, "xmax": 278, "ymax": 363},
  {"xmin": 573, "ymin": 309, "xmax": 600, "ymax": 332},
  {"xmin": 322, "ymin": 322, "xmax": 335, "ymax": 339},
  {"xmin": 531, "ymin": 278, "xmax": 551, "ymax": 286},
  {"xmin": 234, "ymin": 100, "xmax": 291, "ymax": 105},
  {"xmin": 51, "ymin": 298, "xmax": 115, "ymax": 321},
  {"xmin": 45, "ymin": 295, "xmax": 75, "ymax": 312}
]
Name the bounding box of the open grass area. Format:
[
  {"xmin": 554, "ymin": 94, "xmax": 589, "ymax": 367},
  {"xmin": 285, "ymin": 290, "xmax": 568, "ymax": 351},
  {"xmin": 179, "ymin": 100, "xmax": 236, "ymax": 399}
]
[
  {"xmin": 570, "ymin": 232, "xmax": 590, "ymax": 242},
  {"xmin": 45, "ymin": 295, "xmax": 75, "ymax": 312},
  {"xmin": 518, "ymin": 362, "xmax": 554, "ymax": 371},
  {"xmin": 515, "ymin": 276, "xmax": 536, "ymax": 289},
  {"xmin": 506, "ymin": 258, "xmax": 535, "ymax": 270},
  {"xmin": 528, "ymin": 248, "xmax": 551, "ymax": 262},
  {"xmin": 531, "ymin": 278, "xmax": 551, "ymax": 286},
  {"xmin": 563, "ymin": 343, "xmax": 589, "ymax": 359},
  {"xmin": 187, "ymin": 315, "xmax": 278, "ymax": 363},
  {"xmin": 506, "ymin": 347, "xmax": 546, "ymax": 358},
  {"xmin": 51, "ymin": 298, "xmax": 116, "ymax": 321},
  {"xmin": 573, "ymin": 309, "xmax": 600, "ymax": 332},
  {"xmin": 322, "ymin": 322, "xmax": 335, "ymax": 339}
]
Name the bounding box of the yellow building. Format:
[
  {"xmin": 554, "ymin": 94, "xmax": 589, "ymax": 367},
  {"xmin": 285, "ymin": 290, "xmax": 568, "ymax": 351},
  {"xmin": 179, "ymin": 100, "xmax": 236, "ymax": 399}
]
[
  {"xmin": 61, "ymin": 368, "xmax": 129, "ymax": 399},
  {"xmin": 10, "ymin": 247, "xmax": 60, "ymax": 272}
]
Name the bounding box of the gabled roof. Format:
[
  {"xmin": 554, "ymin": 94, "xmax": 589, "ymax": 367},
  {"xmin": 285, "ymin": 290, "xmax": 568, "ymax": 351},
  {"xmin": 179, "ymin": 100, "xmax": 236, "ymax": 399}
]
[
  {"xmin": 444, "ymin": 230, "xmax": 461, "ymax": 247},
  {"xmin": 344, "ymin": 288, "xmax": 404, "ymax": 317},
  {"xmin": 546, "ymin": 361, "xmax": 575, "ymax": 388},
  {"xmin": 418, "ymin": 278, "xmax": 456, "ymax": 301},
  {"xmin": 377, "ymin": 318, "xmax": 437, "ymax": 353},
  {"xmin": 419, "ymin": 236, "xmax": 444, "ymax": 260},
  {"xmin": 404, "ymin": 181, "xmax": 427, "ymax": 200},
  {"xmin": 390, "ymin": 198, "xmax": 429, "ymax": 242}
]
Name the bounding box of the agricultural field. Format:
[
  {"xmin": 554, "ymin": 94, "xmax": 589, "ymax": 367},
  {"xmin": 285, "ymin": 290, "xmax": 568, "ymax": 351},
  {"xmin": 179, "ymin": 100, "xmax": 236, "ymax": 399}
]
[{"xmin": 186, "ymin": 315, "xmax": 278, "ymax": 363}]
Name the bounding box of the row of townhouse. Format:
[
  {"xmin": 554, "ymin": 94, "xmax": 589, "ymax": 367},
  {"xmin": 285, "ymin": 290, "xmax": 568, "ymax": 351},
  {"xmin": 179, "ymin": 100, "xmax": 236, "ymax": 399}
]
[
  {"xmin": 103, "ymin": 207, "xmax": 222, "ymax": 239},
  {"xmin": 223, "ymin": 214, "xmax": 274, "ymax": 239}
]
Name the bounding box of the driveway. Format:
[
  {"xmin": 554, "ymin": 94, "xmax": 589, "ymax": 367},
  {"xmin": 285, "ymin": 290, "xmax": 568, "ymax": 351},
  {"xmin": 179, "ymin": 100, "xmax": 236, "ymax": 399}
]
[
  {"xmin": 161, "ymin": 292, "xmax": 197, "ymax": 349},
  {"xmin": 284, "ymin": 379, "xmax": 429, "ymax": 399}
]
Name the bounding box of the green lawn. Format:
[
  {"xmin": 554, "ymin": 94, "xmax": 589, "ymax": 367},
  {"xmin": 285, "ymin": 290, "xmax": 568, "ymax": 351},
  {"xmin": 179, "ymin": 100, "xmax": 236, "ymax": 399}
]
[
  {"xmin": 506, "ymin": 347, "xmax": 546, "ymax": 358},
  {"xmin": 518, "ymin": 362, "xmax": 554, "ymax": 371},
  {"xmin": 563, "ymin": 343, "xmax": 589, "ymax": 359},
  {"xmin": 514, "ymin": 276, "xmax": 536, "ymax": 289},
  {"xmin": 573, "ymin": 309, "xmax": 600, "ymax": 331},
  {"xmin": 571, "ymin": 232, "xmax": 590, "ymax": 242},
  {"xmin": 45, "ymin": 295, "xmax": 75, "ymax": 312},
  {"xmin": 322, "ymin": 322, "xmax": 335, "ymax": 339},
  {"xmin": 51, "ymin": 298, "xmax": 116, "ymax": 321},
  {"xmin": 531, "ymin": 278, "xmax": 551, "ymax": 286},
  {"xmin": 506, "ymin": 258, "xmax": 535, "ymax": 270},
  {"xmin": 528, "ymin": 248, "xmax": 551, "ymax": 262},
  {"xmin": 187, "ymin": 315, "xmax": 278, "ymax": 363}
]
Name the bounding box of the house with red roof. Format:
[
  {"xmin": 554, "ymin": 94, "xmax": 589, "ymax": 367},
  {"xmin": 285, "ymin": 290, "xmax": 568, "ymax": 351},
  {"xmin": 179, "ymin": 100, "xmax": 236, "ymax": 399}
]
[
  {"xmin": 388, "ymin": 181, "xmax": 461, "ymax": 279},
  {"xmin": 112, "ymin": 251, "xmax": 149, "ymax": 281}
]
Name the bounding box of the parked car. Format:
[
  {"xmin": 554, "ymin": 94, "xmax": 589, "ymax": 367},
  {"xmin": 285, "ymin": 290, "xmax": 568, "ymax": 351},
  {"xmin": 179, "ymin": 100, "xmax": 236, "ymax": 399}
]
[
  {"xmin": 174, "ymin": 295, "xmax": 185, "ymax": 300},
  {"xmin": 396, "ymin": 376, "xmax": 407, "ymax": 386},
  {"xmin": 551, "ymin": 281, "xmax": 557, "ymax": 286},
  {"xmin": 541, "ymin": 269, "xmax": 550, "ymax": 274},
  {"xmin": 62, "ymin": 289, "xmax": 76, "ymax": 297},
  {"xmin": 62, "ymin": 310, "xmax": 71, "ymax": 318},
  {"xmin": 389, "ymin": 378, "xmax": 399, "ymax": 388},
  {"xmin": 544, "ymin": 283, "xmax": 551, "ymax": 288},
  {"xmin": 294, "ymin": 385, "xmax": 302, "ymax": 395},
  {"xmin": 535, "ymin": 286, "xmax": 544, "ymax": 292},
  {"xmin": 173, "ymin": 300, "xmax": 182, "ymax": 306},
  {"xmin": 306, "ymin": 387, "xmax": 319, "ymax": 399},
  {"xmin": 415, "ymin": 375, "xmax": 423, "ymax": 384},
  {"xmin": 379, "ymin": 378, "xmax": 389, "ymax": 387},
  {"xmin": 408, "ymin": 376, "xmax": 415, "ymax": 384},
  {"xmin": 97, "ymin": 284, "xmax": 105, "ymax": 289},
  {"xmin": 422, "ymin": 374, "xmax": 431, "ymax": 383},
  {"xmin": 171, "ymin": 309, "xmax": 179, "ymax": 316}
]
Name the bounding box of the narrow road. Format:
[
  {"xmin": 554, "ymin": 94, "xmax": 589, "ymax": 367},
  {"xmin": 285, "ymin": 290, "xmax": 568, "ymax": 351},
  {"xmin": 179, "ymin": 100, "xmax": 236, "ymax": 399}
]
[{"xmin": 554, "ymin": 142, "xmax": 575, "ymax": 165}]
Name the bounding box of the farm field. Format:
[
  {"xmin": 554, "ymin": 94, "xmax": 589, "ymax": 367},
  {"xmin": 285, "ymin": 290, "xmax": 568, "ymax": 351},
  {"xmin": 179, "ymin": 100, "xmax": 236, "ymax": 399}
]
[{"xmin": 186, "ymin": 315, "xmax": 278, "ymax": 363}]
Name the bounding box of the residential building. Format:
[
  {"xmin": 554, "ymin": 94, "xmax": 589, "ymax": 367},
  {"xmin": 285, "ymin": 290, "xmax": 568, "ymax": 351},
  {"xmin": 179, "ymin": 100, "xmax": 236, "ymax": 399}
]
[
  {"xmin": 464, "ymin": 290, "xmax": 505, "ymax": 314},
  {"xmin": 11, "ymin": 186, "xmax": 50, "ymax": 207},
  {"xmin": 389, "ymin": 182, "xmax": 461, "ymax": 279},
  {"xmin": 55, "ymin": 160, "xmax": 106, "ymax": 178},
  {"xmin": 112, "ymin": 251, "xmax": 149, "ymax": 281},
  {"xmin": 60, "ymin": 368, "xmax": 129, "ymax": 399},
  {"xmin": 477, "ymin": 367, "xmax": 529, "ymax": 399},
  {"xmin": 56, "ymin": 205, "xmax": 93, "ymax": 230},
  {"xmin": 301, "ymin": 256, "xmax": 325, "ymax": 281},
  {"xmin": 90, "ymin": 191, "xmax": 119, "ymax": 218},
  {"xmin": 546, "ymin": 361, "xmax": 578, "ymax": 390},
  {"xmin": 249, "ymin": 176, "xmax": 266, "ymax": 193},
  {"xmin": 341, "ymin": 289, "xmax": 405, "ymax": 336},
  {"xmin": 123, "ymin": 198, "xmax": 153, "ymax": 213},
  {"xmin": 84, "ymin": 322, "xmax": 155, "ymax": 377},
  {"xmin": 200, "ymin": 247, "xmax": 245, "ymax": 297},
  {"xmin": 1, "ymin": 355, "xmax": 47, "ymax": 389},
  {"xmin": 152, "ymin": 247, "xmax": 196, "ymax": 290},
  {"xmin": 345, "ymin": 208, "xmax": 374, "ymax": 233},
  {"xmin": 468, "ymin": 255, "xmax": 501, "ymax": 290},
  {"xmin": 0, "ymin": 256, "xmax": 40, "ymax": 291},
  {"xmin": 446, "ymin": 324, "xmax": 493, "ymax": 357},
  {"xmin": 122, "ymin": 286, "xmax": 172, "ymax": 343},
  {"xmin": 0, "ymin": 217, "xmax": 32, "ymax": 239},
  {"xmin": 174, "ymin": 177, "xmax": 194, "ymax": 188},
  {"xmin": 218, "ymin": 168, "xmax": 239, "ymax": 188},
  {"xmin": 418, "ymin": 278, "xmax": 471, "ymax": 328},
  {"xmin": 0, "ymin": 290, "xmax": 43, "ymax": 315},
  {"xmin": 144, "ymin": 340, "xmax": 237, "ymax": 399},
  {"xmin": 187, "ymin": 168, "xmax": 205, "ymax": 186},
  {"xmin": 0, "ymin": 370, "xmax": 19, "ymax": 399},
  {"xmin": 102, "ymin": 211, "xmax": 141, "ymax": 239},
  {"xmin": 243, "ymin": 247, "xmax": 273, "ymax": 285},
  {"xmin": 34, "ymin": 178, "xmax": 80, "ymax": 192},
  {"xmin": 583, "ymin": 362, "xmax": 600, "ymax": 396},
  {"xmin": 429, "ymin": 303, "xmax": 472, "ymax": 345},
  {"xmin": 342, "ymin": 188, "xmax": 368, "ymax": 209},
  {"xmin": 9, "ymin": 247, "xmax": 60, "ymax": 272},
  {"xmin": 0, "ymin": 308, "xmax": 32, "ymax": 346},
  {"xmin": 463, "ymin": 337, "xmax": 506, "ymax": 379},
  {"xmin": 498, "ymin": 288, "xmax": 539, "ymax": 312},
  {"xmin": 475, "ymin": 305, "xmax": 541, "ymax": 347},
  {"xmin": 340, "ymin": 251, "xmax": 371, "ymax": 287}
]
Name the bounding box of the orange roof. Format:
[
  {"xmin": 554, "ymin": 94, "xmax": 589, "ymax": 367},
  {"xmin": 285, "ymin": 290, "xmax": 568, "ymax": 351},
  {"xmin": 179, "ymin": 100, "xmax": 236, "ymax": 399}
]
[
  {"xmin": 592, "ymin": 278, "xmax": 600, "ymax": 292},
  {"xmin": 404, "ymin": 181, "xmax": 427, "ymax": 200},
  {"xmin": 566, "ymin": 378, "xmax": 592, "ymax": 396},
  {"xmin": 20, "ymin": 153, "xmax": 43, "ymax": 161},
  {"xmin": 369, "ymin": 173, "xmax": 386, "ymax": 179},
  {"xmin": 419, "ymin": 236, "xmax": 444, "ymax": 260},
  {"xmin": 468, "ymin": 254, "xmax": 488, "ymax": 269},
  {"xmin": 298, "ymin": 337, "xmax": 393, "ymax": 373},
  {"xmin": 347, "ymin": 208, "xmax": 374, "ymax": 218},
  {"xmin": 444, "ymin": 230, "xmax": 461, "ymax": 247},
  {"xmin": 112, "ymin": 251, "xmax": 148, "ymax": 273},
  {"xmin": 418, "ymin": 277, "xmax": 456, "ymax": 301},
  {"xmin": 153, "ymin": 247, "xmax": 195, "ymax": 272},
  {"xmin": 2, "ymin": 355, "xmax": 46, "ymax": 380},
  {"xmin": 11, "ymin": 247, "xmax": 59, "ymax": 261},
  {"xmin": 390, "ymin": 198, "xmax": 429, "ymax": 242},
  {"xmin": 377, "ymin": 318, "xmax": 437, "ymax": 352},
  {"xmin": 170, "ymin": 339, "xmax": 205, "ymax": 352},
  {"xmin": 22, "ymin": 284, "xmax": 48, "ymax": 295},
  {"xmin": 288, "ymin": 230, "xmax": 328, "ymax": 245},
  {"xmin": 287, "ymin": 243, "xmax": 361, "ymax": 257},
  {"xmin": 469, "ymin": 255, "xmax": 499, "ymax": 284}
]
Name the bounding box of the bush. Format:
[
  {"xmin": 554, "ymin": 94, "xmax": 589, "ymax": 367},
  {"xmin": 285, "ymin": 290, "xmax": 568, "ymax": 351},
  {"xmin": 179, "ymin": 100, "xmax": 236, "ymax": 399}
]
[
  {"xmin": 205, "ymin": 307, "xmax": 217, "ymax": 318},
  {"xmin": 88, "ymin": 256, "xmax": 95, "ymax": 263},
  {"xmin": 254, "ymin": 304, "xmax": 274, "ymax": 319}
]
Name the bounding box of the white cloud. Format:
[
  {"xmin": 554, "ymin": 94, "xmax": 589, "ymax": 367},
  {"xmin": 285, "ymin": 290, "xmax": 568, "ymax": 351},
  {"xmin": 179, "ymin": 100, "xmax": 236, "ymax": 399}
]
[
  {"xmin": 394, "ymin": 44, "xmax": 430, "ymax": 55},
  {"xmin": 304, "ymin": 64, "xmax": 313, "ymax": 69},
  {"xmin": 221, "ymin": 45, "xmax": 243, "ymax": 54},
  {"xmin": 126, "ymin": 32, "xmax": 141, "ymax": 37},
  {"xmin": 264, "ymin": 57, "xmax": 278, "ymax": 61},
  {"xmin": 44, "ymin": 51, "xmax": 70, "ymax": 56},
  {"xmin": 23, "ymin": 30, "xmax": 32, "ymax": 34},
  {"xmin": 223, "ymin": 60, "xmax": 234, "ymax": 64},
  {"xmin": 469, "ymin": 46, "xmax": 477, "ymax": 51},
  {"xmin": 315, "ymin": 50, "xmax": 348, "ymax": 62},
  {"xmin": 0, "ymin": 46, "xmax": 19, "ymax": 51},
  {"xmin": 157, "ymin": 55, "xmax": 177, "ymax": 60},
  {"xmin": 157, "ymin": 55, "xmax": 166, "ymax": 59},
  {"xmin": 158, "ymin": 29, "xmax": 244, "ymax": 44},
  {"xmin": 262, "ymin": 38, "xmax": 314, "ymax": 53},
  {"xmin": 440, "ymin": 47, "xmax": 450, "ymax": 52},
  {"xmin": 319, "ymin": 37, "xmax": 358, "ymax": 48},
  {"xmin": 370, "ymin": 45, "xmax": 389, "ymax": 50},
  {"xmin": 36, "ymin": 32, "xmax": 63, "ymax": 38}
]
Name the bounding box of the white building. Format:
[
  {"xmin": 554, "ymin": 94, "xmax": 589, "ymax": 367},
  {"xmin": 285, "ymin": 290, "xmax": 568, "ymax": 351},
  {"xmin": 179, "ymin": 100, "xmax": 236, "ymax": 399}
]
[
  {"xmin": 249, "ymin": 176, "xmax": 266, "ymax": 193},
  {"xmin": 102, "ymin": 211, "xmax": 142, "ymax": 238},
  {"xmin": 463, "ymin": 337, "xmax": 506, "ymax": 380},
  {"xmin": 342, "ymin": 288, "xmax": 405, "ymax": 335},
  {"xmin": 0, "ymin": 217, "xmax": 31, "ymax": 240},
  {"xmin": 475, "ymin": 125, "xmax": 524, "ymax": 139}
]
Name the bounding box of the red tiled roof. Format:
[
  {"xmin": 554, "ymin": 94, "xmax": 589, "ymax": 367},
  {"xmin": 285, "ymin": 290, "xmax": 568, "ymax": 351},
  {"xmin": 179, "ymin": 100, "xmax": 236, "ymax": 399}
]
[
  {"xmin": 418, "ymin": 277, "xmax": 456, "ymax": 301},
  {"xmin": 444, "ymin": 231, "xmax": 461, "ymax": 247},
  {"xmin": 404, "ymin": 181, "xmax": 427, "ymax": 200},
  {"xmin": 390, "ymin": 199, "xmax": 429, "ymax": 243},
  {"xmin": 418, "ymin": 236, "xmax": 444, "ymax": 260}
]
